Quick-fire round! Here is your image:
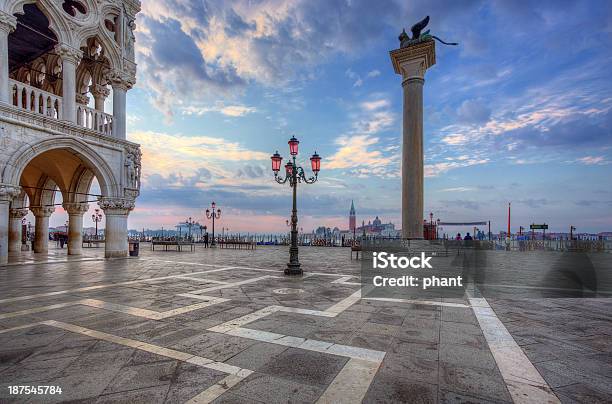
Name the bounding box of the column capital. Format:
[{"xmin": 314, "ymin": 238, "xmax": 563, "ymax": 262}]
[
  {"xmin": 98, "ymin": 197, "xmax": 134, "ymax": 215},
  {"xmin": 9, "ymin": 208, "xmax": 29, "ymax": 219},
  {"xmin": 31, "ymin": 206, "xmax": 55, "ymax": 217},
  {"xmin": 54, "ymin": 44, "xmax": 83, "ymax": 65},
  {"xmin": 390, "ymin": 39, "xmax": 435, "ymax": 81},
  {"xmin": 63, "ymin": 203, "xmax": 90, "ymax": 215},
  {"xmin": 90, "ymin": 83, "xmax": 110, "ymax": 98},
  {"xmin": 76, "ymin": 93, "xmax": 90, "ymax": 105},
  {"xmin": 106, "ymin": 69, "xmax": 135, "ymax": 91},
  {"xmin": 0, "ymin": 183, "xmax": 20, "ymax": 202},
  {"xmin": 0, "ymin": 12, "xmax": 17, "ymax": 34}
]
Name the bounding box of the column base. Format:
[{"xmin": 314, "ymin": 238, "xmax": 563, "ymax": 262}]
[
  {"xmin": 105, "ymin": 249, "xmax": 128, "ymax": 258},
  {"xmin": 285, "ymin": 263, "xmax": 302, "ymax": 276}
]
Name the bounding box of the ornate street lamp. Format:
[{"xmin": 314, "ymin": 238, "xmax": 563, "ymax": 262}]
[
  {"xmin": 205, "ymin": 202, "xmax": 221, "ymax": 247},
  {"xmin": 271, "ymin": 136, "xmax": 321, "ymax": 275},
  {"xmin": 92, "ymin": 208, "xmax": 103, "ymax": 240}
]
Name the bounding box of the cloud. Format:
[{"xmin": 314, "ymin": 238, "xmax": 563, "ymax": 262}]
[
  {"xmin": 439, "ymin": 187, "xmax": 476, "ymax": 192},
  {"xmin": 366, "ymin": 70, "xmax": 381, "ymax": 78},
  {"xmin": 128, "ymin": 130, "xmax": 270, "ymax": 188},
  {"xmin": 456, "ymin": 99, "xmax": 491, "ymax": 124},
  {"xmin": 425, "ymin": 158, "xmax": 489, "ymax": 177},
  {"xmin": 361, "ymin": 99, "xmax": 390, "ymax": 111},
  {"xmin": 325, "ymin": 135, "xmax": 398, "ymax": 176},
  {"xmin": 181, "ymin": 104, "xmax": 257, "ymax": 117},
  {"xmin": 576, "ymin": 156, "xmax": 608, "ymax": 165},
  {"xmin": 136, "ymin": 0, "xmax": 417, "ymax": 117},
  {"xmin": 441, "ymin": 134, "xmax": 468, "ymax": 145}
]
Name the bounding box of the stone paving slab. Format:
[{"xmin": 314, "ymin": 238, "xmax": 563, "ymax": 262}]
[{"xmin": 0, "ymin": 245, "xmax": 610, "ymax": 403}]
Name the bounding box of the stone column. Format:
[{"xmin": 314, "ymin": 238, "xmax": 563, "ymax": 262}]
[
  {"xmin": 390, "ymin": 40, "xmax": 436, "ymax": 239},
  {"xmin": 55, "ymin": 44, "xmax": 83, "ymax": 123},
  {"xmin": 0, "ymin": 184, "xmax": 21, "ymax": 265},
  {"xmin": 90, "ymin": 83, "xmax": 109, "ymax": 112},
  {"xmin": 0, "ymin": 13, "xmax": 17, "ymax": 104},
  {"xmin": 8, "ymin": 208, "xmax": 28, "ymax": 252},
  {"xmin": 108, "ymin": 70, "xmax": 134, "ymax": 140},
  {"xmin": 99, "ymin": 197, "xmax": 134, "ymax": 258},
  {"xmin": 63, "ymin": 203, "xmax": 89, "ymax": 255},
  {"xmin": 31, "ymin": 206, "xmax": 55, "ymax": 253}
]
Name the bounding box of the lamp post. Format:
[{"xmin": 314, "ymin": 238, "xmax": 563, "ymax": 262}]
[
  {"xmin": 271, "ymin": 136, "xmax": 321, "ymax": 275},
  {"xmin": 92, "ymin": 208, "xmax": 103, "ymax": 240},
  {"xmin": 21, "ymin": 217, "xmax": 27, "ymax": 246},
  {"xmin": 436, "ymin": 218, "xmax": 440, "ymax": 240},
  {"xmin": 205, "ymin": 202, "xmax": 221, "ymax": 247}
]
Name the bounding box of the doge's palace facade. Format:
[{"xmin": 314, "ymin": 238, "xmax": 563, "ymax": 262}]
[{"xmin": 0, "ymin": 0, "xmax": 141, "ymax": 264}]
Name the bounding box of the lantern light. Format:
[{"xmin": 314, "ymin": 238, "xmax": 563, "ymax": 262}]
[
  {"xmin": 310, "ymin": 151, "xmax": 321, "ymax": 173},
  {"xmin": 285, "ymin": 161, "xmax": 294, "ymax": 175},
  {"xmin": 288, "ymin": 136, "xmax": 299, "ymax": 156},
  {"xmin": 271, "ymin": 151, "xmax": 282, "ymax": 172}
]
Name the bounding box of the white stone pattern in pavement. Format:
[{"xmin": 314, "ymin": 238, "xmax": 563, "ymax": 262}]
[{"xmin": 0, "ymin": 259, "xmax": 561, "ymax": 403}]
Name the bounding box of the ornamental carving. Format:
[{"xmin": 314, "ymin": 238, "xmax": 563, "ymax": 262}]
[
  {"xmin": 124, "ymin": 147, "xmax": 141, "ymax": 190},
  {"xmin": 106, "ymin": 69, "xmax": 135, "ymax": 90},
  {"xmin": 0, "ymin": 12, "xmax": 17, "ymax": 32},
  {"xmin": 63, "ymin": 202, "xmax": 90, "ymax": 215},
  {"xmin": 54, "ymin": 44, "xmax": 83, "ymax": 65},
  {"xmin": 0, "ymin": 183, "xmax": 21, "ymax": 201},
  {"xmin": 30, "ymin": 206, "xmax": 56, "ymax": 217},
  {"xmin": 9, "ymin": 208, "xmax": 29, "ymax": 218},
  {"xmin": 98, "ymin": 197, "xmax": 135, "ymax": 214}
]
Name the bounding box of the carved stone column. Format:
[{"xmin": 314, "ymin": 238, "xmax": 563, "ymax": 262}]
[
  {"xmin": 8, "ymin": 208, "xmax": 28, "ymax": 253},
  {"xmin": 390, "ymin": 39, "xmax": 435, "ymax": 239},
  {"xmin": 99, "ymin": 197, "xmax": 134, "ymax": 258},
  {"xmin": 31, "ymin": 206, "xmax": 55, "ymax": 254},
  {"xmin": 0, "ymin": 184, "xmax": 21, "ymax": 265},
  {"xmin": 108, "ymin": 71, "xmax": 134, "ymax": 140},
  {"xmin": 90, "ymin": 83, "xmax": 110, "ymax": 112},
  {"xmin": 0, "ymin": 13, "xmax": 17, "ymax": 104},
  {"xmin": 63, "ymin": 203, "xmax": 89, "ymax": 255},
  {"xmin": 55, "ymin": 44, "xmax": 83, "ymax": 123}
]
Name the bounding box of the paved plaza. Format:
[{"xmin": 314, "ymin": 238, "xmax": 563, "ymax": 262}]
[{"xmin": 0, "ymin": 245, "xmax": 610, "ymax": 403}]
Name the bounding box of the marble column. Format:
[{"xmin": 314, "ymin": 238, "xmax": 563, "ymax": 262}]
[
  {"xmin": 108, "ymin": 70, "xmax": 134, "ymax": 140},
  {"xmin": 112, "ymin": 84, "xmax": 127, "ymax": 140},
  {"xmin": 55, "ymin": 44, "xmax": 83, "ymax": 123},
  {"xmin": 31, "ymin": 206, "xmax": 55, "ymax": 253},
  {"xmin": 390, "ymin": 39, "xmax": 436, "ymax": 239},
  {"xmin": 99, "ymin": 197, "xmax": 134, "ymax": 258},
  {"xmin": 0, "ymin": 13, "xmax": 17, "ymax": 104},
  {"xmin": 0, "ymin": 184, "xmax": 21, "ymax": 265},
  {"xmin": 63, "ymin": 203, "xmax": 89, "ymax": 255},
  {"xmin": 90, "ymin": 83, "xmax": 109, "ymax": 112},
  {"xmin": 8, "ymin": 208, "xmax": 28, "ymax": 252}
]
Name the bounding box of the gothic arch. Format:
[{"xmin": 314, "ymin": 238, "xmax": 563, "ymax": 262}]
[{"xmin": 2, "ymin": 137, "xmax": 120, "ymax": 198}]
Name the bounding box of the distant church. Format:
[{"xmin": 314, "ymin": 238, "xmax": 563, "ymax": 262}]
[{"xmin": 349, "ymin": 200, "xmax": 356, "ymax": 232}]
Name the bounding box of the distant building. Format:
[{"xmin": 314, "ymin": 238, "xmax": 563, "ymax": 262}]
[
  {"xmin": 356, "ymin": 216, "xmax": 398, "ymax": 237},
  {"xmin": 349, "ymin": 200, "xmax": 356, "ymax": 232}
]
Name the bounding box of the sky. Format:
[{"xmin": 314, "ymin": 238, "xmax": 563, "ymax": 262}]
[{"xmin": 48, "ymin": 0, "xmax": 612, "ymax": 234}]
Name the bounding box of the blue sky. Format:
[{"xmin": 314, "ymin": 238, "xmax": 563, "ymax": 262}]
[{"xmin": 88, "ymin": 0, "xmax": 612, "ymax": 234}]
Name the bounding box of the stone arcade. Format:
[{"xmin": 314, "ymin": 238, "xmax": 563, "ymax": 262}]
[{"xmin": 0, "ymin": 0, "xmax": 141, "ymax": 264}]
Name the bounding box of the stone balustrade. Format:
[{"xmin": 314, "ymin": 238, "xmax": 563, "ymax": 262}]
[
  {"xmin": 76, "ymin": 104, "xmax": 113, "ymax": 136},
  {"xmin": 9, "ymin": 78, "xmax": 115, "ymax": 137},
  {"xmin": 10, "ymin": 78, "xmax": 62, "ymax": 119}
]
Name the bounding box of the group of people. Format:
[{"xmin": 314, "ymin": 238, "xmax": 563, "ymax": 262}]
[{"xmin": 454, "ymin": 230, "xmax": 487, "ymax": 241}]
